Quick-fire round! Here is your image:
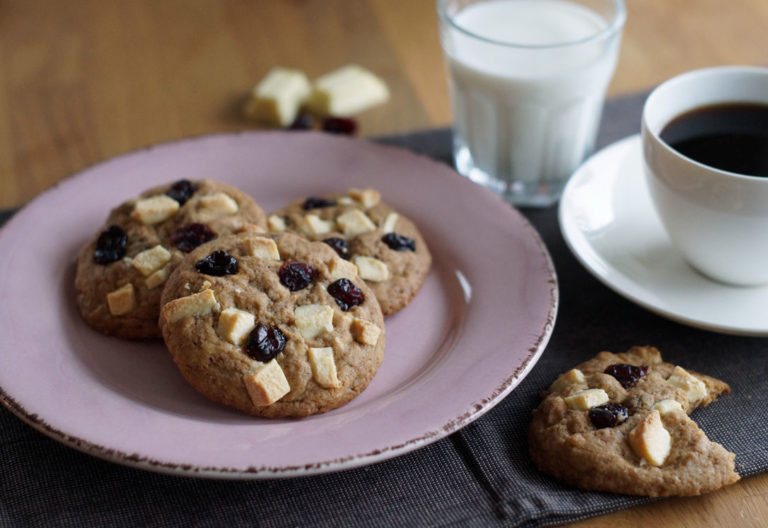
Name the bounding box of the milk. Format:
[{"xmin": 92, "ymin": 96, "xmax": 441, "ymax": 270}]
[{"xmin": 439, "ymin": 0, "xmax": 623, "ymax": 206}]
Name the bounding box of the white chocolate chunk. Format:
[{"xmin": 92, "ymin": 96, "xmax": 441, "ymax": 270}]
[
  {"xmin": 243, "ymin": 67, "xmax": 312, "ymax": 126},
  {"xmin": 162, "ymin": 289, "xmax": 220, "ymax": 324},
  {"xmin": 106, "ymin": 283, "xmax": 135, "ymax": 315},
  {"xmin": 628, "ymin": 410, "xmax": 671, "ymax": 466},
  {"xmin": 350, "ymin": 318, "xmax": 381, "ymax": 346},
  {"xmin": 667, "ymin": 366, "xmax": 707, "ymax": 404},
  {"xmin": 145, "ymin": 264, "xmax": 171, "ymax": 289},
  {"xmin": 244, "ymin": 237, "xmax": 280, "ymax": 260},
  {"xmin": 306, "ymin": 64, "xmax": 389, "ymax": 117},
  {"xmin": 550, "ymin": 368, "xmax": 586, "ymax": 393},
  {"xmin": 336, "ymin": 209, "xmax": 376, "ymax": 237},
  {"xmin": 132, "ymin": 245, "xmax": 172, "ymax": 277},
  {"xmin": 199, "ymin": 192, "xmax": 239, "ymax": 216},
  {"xmin": 302, "ymin": 214, "xmax": 334, "ymax": 236},
  {"xmin": 267, "ymin": 215, "xmax": 287, "ymax": 233},
  {"xmin": 563, "ymin": 388, "xmax": 609, "ymax": 411},
  {"xmin": 307, "ymin": 347, "xmax": 341, "ymax": 388},
  {"xmin": 381, "ymin": 212, "xmax": 399, "ymax": 233},
  {"xmin": 653, "ymin": 399, "xmax": 684, "ymax": 415},
  {"xmin": 354, "ymin": 256, "xmax": 390, "ymax": 282},
  {"xmin": 328, "ymin": 258, "xmax": 358, "ymax": 281},
  {"xmin": 244, "ymin": 360, "xmax": 291, "ymax": 406},
  {"xmin": 337, "ymin": 196, "xmax": 354, "ymax": 206},
  {"xmin": 348, "ymin": 188, "xmax": 380, "ymax": 209},
  {"xmin": 217, "ymin": 307, "xmax": 256, "ymax": 346},
  {"xmin": 294, "ymin": 304, "xmax": 334, "ymax": 339},
  {"xmin": 131, "ymin": 195, "xmax": 179, "ymax": 225}
]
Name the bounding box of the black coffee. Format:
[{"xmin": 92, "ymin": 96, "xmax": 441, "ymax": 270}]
[{"xmin": 660, "ymin": 103, "xmax": 768, "ymax": 176}]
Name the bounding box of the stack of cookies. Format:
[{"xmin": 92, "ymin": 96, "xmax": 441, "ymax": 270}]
[{"xmin": 75, "ymin": 179, "xmax": 431, "ymax": 418}]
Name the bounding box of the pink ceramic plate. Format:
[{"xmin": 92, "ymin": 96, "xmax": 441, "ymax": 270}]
[{"xmin": 0, "ymin": 132, "xmax": 557, "ymax": 478}]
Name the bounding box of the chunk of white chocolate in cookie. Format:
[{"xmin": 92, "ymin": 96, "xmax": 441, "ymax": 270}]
[
  {"xmin": 667, "ymin": 366, "xmax": 707, "ymax": 404},
  {"xmin": 162, "ymin": 289, "xmax": 220, "ymax": 324},
  {"xmin": 564, "ymin": 388, "xmax": 609, "ymax": 410},
  {"xmin": 328, "ymin": 258, "xmax": 358, "ymax": 281},
  {"xmin": 307, "ymin": 347, "xmax": 340, "ymax": 388},
  {"xmin": 354, "ymin": 256, "xmax": 390, "ymax": 282},
  {"xmin": 653, "ymin": 399, "xmax": 684, "ymax": 415},
  {"xmin": 628, "ymin": 410, "xmax": 671, "ymax": 466},
  {"xmin": 244, "ymin": 237, "xmax": 280, "ymax": 261},
  {"xmin": 302, "ymin": 214, "xmax": 334, "ymax": 236},
  {"xmin": 145, "ymin": 264, "xmax": 171, "ymax": 289},
  {"xmin": 294, "ymin": 304, "xmax": 334, "ymax": 339},
  {"xmin": 217, "ymin": 307, "xmax": 256, "ymax": 346},
  {"xmin": 350, "ymin": 317, "xmax": 381, "ymax": 346},
  {"xmin": 381, "ymin": 212, "xmax": 399, "ymax": 233},
  {"xmin": 131, "ymin": 195, "xmax": 179, "ymax": 225},
  {"xmin": 267, "ymin": 215, "xmax": 287, "ymax": 233},
  {"xmin": 336, "ymin": 209, "xmax": 376, "ymax": 237},
  {"xmin": 199, "ymin": 192, "xmax": 239, "ymax": 216},
  {"xmin": 132, "ymin": 245, "xmax": 172, "ymax": 277},
  {"xmin": 106, "ymin": 283, "xmax": 135, "ymax": 315},
  {"xmin": 306, "ymin": 64, "xmax": 389, "ymax": 117},
  {"xmin": 244, "ymin": 67, "xmax": 312, "ymax": 126},
  {"xmin": 550, "ymin": 368, "xmax": 586, "ymax": 393},
  {"xmin": 244, "ymin": 360, "xmax": 291, "ymax": 406},
  {"xmin": 348, "ymin": 188, "xmax": 380, "ymax": 209}
]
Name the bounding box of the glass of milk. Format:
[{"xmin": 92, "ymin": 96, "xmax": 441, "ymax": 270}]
[{"xmin": 438, "ymin": 0, "xmax": 625, "ymax": 207}]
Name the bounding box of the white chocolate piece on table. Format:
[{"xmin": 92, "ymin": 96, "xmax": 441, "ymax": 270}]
[
  {"xmin": 107, "ymin": 283, "xmax": 136, "ymax": 315},
  {"xmin": 306, "ymin": 64, "xmax": 389, "ymax": 117},
  {"xmin": 354, "ymin": 256, "xmax": 390, "ymax": 282},
  {"xmin": 162, "ymin": 289, "xmax": 220, "ymax": 324},
  {"xmin": 667, "ymin": 366, "xmax": 707, "ymax": 404},
  {"xmin": 563, "ymin": 388, "xmax": 609, "ymax": 411},
  {"xmin": 294, "ymin": 304, "xmax": 334, "ymax": 339},
  {"xmin": 244, "ymin": 237, "xmax": 281, "ymax": 261},
  {"xmin": 199, "ymin": 192, "xmax": 239, "ymax": 216},
  {"xmin": 628, "ymin": 410, "xmax": 671, "ymax": 466},
  {"xmin": 244, "ymin": 67, "xmax": 311, "ymax": 126},
  {"xmin": 132, "ymin": 245, "xmax": 172, "ymax": 277},
  {"xmin": 350, "ymin": 318, "xmax": 381, "ymax": 346},
  {"xmin": 336, "ymin": 209, "xmax": 376, "ymax": 237},
  {"xmin": 131, "ymin": 195, "xmax": 179, "ymax": 225},
  {"xmin": 217, "ymin": 307, "xmax": 256, "ymax": 346},
  {"xmin": 244, "ymin": 360, "xmax": 291, "ymax": 406},
  {"xmin": 307, "ymin": 347, "xmax": 341, "ymax": 388}
]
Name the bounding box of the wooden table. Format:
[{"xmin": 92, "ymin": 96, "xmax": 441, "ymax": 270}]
[{"xmin": 0, "ymin": 1, "xmax": 766, "ymax": 526}]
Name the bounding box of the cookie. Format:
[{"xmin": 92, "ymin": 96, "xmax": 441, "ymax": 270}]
[
  {"xmin": 528, "ymin": 346, "xmax": 739, "ymax": 497},
  {"xmin": 268, "ymin": 188, "xmax": 431, "ymax": 316},
  {"xmin": 159, "ymin": 232, "xmax": 385, "ymax": 418},
  {"xmin": 75, "ymin": 179, "xmax": 267, "ymax": 339}
]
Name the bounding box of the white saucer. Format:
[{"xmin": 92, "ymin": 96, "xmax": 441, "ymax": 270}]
[{"xmin": 559, "ymin": 134, "xmax": 768, "ymax": 336}]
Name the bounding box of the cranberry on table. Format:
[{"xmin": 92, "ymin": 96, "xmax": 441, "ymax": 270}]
[
  {"xmin": 588, "ymin": 403, "xmax": 629, "ymax": 429},
  {"xmin": 244, "ymin": 323, "xmax": 286, "ymax": 362},
  {"xmin": 327, "ymin": 278, "xmax": 364, "ymax": 311},
  {"xmin": 382, "ymin": 232, "xmax": 416, "ymax": 252},
  {"xmin": 301, "ymin": 197, "xmax": 337, "ymax": 210},
  {"xmin": 322, "ymin": 117, "xmax": 357, "ymax": 135},
  {"xmin": 170, "ymin": 223, "xmax": 216, "ymax": 253},
  {"xmin": 278, "ymin": 261, "xmax": 315, "ymax": 291},
  {"xmin": 93, "ymin": 225, "xmax": 127, "ymax": 264},
  {"xmin": 604, "ymin": 364, "xmax": 648, "ymax": 389},
  {"xmin": 323, "ymin": 237, "xmax": 350, "ymax": 259},
  {"xmin": 195, "ymin": 250, "xmax": 238, "ymax": 276},
  {"xmin": 166, "ymin": 179, "xmax": 197, "ymax": 205}
]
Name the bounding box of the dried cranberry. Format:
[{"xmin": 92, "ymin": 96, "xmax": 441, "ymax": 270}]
[
  {"xmin": 323, "ymin": 237, "xmax": 350, "ymax": 259},
  {"xmin": 382, "ymin": 232, "xmax": 416, "ymax": 252},
  {"xmin": 288, "ymin": 112, "xmax": 315, "ymax": 131},
  {"xmin": 604, "ymin": 364, "xmax": 648, "ymax": 389},
  {"xmin": 302, "ymin": 197, "xmax": 337, "ymax": 210},
  {"xmin": 327, "ymin": 278, "xmax": 364, "ymax": 311},
  {"xmin": 588, "ymin": 403, "xmax": 629, "ymax": 429},
  {"xmin": 278, "ymin": 261, "xmax": 315, "ymax": 291},
  {"xmin": 166, "ymin": 179, "xmax": 197, "ymax": 205},
  {"xmin": 93, "ymin": 225, "xmax": 127, "ymax": 264},
  {"xmin": 322, "ymin": 117, "xmax": 357, "ymax": 135},
  {"xmin": 195, "ymin": 250, "xmax": 238, "ymax": 276},
  {"xmin": 244, "ymin": 323, "xmax": 286, "ymax": 362},
  {"xmin": 170, "ymin": 223, "xmax": 216, "ymax": 253}
]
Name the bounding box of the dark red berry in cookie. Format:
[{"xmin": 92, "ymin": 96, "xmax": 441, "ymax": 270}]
[
  {"xmin": 166, "ymin": 179, "xmax": 197, "ymax": 206},
  {"xmin": 604, "ymin": 364, "xmax": 649, "ymax": 389},
  {"xmin": 327, "ymin": 278, "xmax": 364, "ymax": 311},
  {"xmin": 195, "ymin": 250, "xmax": 238, "ymax": 276},
  {"xmin": 382, "ymin": 232, "xmax": 416, "ymax": 252},
  {"xmin": 288, "ymin": 112, "xmax": 315, "ymax": 130},
  {"xmin": 302, "ymin": 197, "xmax": 337, "ymax": 210},
  {"xmin": 244, "ymin": 323, "xmax": 286, "ymax": 362},
  {"xmin": 278, "ymin": 261, "xmax": 315, "ymax": 291},
  {"xmin": 588, "ymin": 403, "xmax": 629, "ymax": 429},
  {"xmin": 323, "ymin": 237, "xmax": 350, "ymax": 259},
  {"xmin": 322, "ymin": 117, "xmax": 357, "ymax": 135},
  {"xmin": 170, "ymin": 223, "xmax": 217, "ymax": 253},
  {"xmin": 93, "ymin": 225, "xmax": 127, "ymax": 264}
]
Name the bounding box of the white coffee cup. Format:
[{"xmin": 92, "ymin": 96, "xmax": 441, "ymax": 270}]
[{"xmin": 642, "ymin": 66, "xmax": 768, "ymax": 286}]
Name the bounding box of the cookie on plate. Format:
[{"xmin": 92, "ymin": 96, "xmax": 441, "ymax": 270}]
[
  {"xmin": 75, "ymin": 179, "xmax": 267, "ymax": 339},
  {"xmin": 159, "ymin": 232, "xmax": 385, "ymax": 418},
  {"xmin": 268, "ymin": 188, "xmax": 431, "ymax": 316},
  {"xmin": 529, "ymin": 346, "xmax": 739, "ymax": 497}
]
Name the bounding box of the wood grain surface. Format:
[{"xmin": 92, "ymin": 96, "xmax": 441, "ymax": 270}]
[{"xmin": 0, "ymin": 1, "xmax": 766, "ymax": 526}]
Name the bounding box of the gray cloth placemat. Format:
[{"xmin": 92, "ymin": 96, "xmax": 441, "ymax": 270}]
[{"xmin": 0, "ymin": 92, "xmax": 766, "ymax": 527}]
